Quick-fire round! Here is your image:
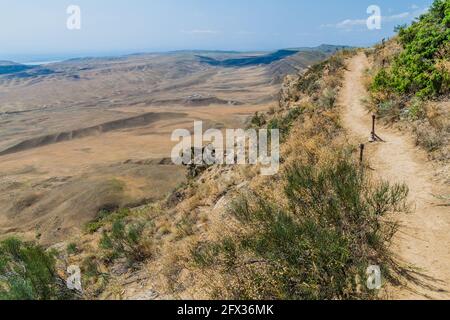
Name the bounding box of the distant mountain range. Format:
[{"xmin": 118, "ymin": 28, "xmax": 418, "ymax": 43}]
[
  {"xmin": 0, "ymin": 61, "xmax": 34, "ymax": 74},
  {"xmin": 288, "ymin": 44, "xmax": 352, "ymax": 54},
  {"xmin": 196, "ymin": 45, "xmax": 351, "ymax": 68},
  {"xmin": 0, "ymin": 60, "xmax": 55, "ymax": 78},
  {"xmin": 196, "ymin": 49, "xmax": 300, "ymax": 67},
  {"xmin": 0, "ymin": 44, "xmax": 351, "ymax": 79}
]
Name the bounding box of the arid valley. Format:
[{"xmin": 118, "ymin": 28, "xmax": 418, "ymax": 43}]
[{"xmin": 0, "ymin": 46, "xmax": 340, "ymax": 244}]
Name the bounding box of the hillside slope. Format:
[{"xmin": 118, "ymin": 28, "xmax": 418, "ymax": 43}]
[
  {"xmin": 0, "ymin": 47, "xmax": 426, "ymax": 300},
  {"xmin": 12, "ymin": 49, "xmax": 414, "ymax": 301},
  {"xmin": 0, "ymin": 47, "xmax": 329, "ymax": 245},
  {"xmin": 367, "ymin": 0, "xmax": 449, "ymax": 165},
  {"xmin": 1, "ymin": 3, "xmax": 448, "ymax": 300},
  {"xmin": 341, "ymin": 53, "xmax": 450, "ymax": 299}
]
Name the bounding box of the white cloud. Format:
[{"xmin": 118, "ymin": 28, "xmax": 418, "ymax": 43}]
[
  {"xmin": 335, "ymin": 18, "xmax": 367, "ymax": 28},
  {"xmin": 384, "ymin": 12, "xmax": 411, "ymax": 22},
  {"xmin": 321, "ymin": 7, "xmax": 427, "ymax": 31}
]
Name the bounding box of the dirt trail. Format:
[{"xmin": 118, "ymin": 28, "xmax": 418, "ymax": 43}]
[{"xmin": 340, "ymin": 53, "xmax": 450, "ymax": 300}]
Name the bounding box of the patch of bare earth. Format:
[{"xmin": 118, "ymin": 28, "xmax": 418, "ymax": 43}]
[{"xmin": 0, "ymin": 102, "xmax": 270, "ymax": 244}]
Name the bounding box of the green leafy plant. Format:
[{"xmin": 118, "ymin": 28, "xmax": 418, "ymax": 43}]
[
  {"xmin": 84, "ymin": 208, "xmax": 131, "ymax": 234},
  {"xmin": 371, "ymin": 0, "xmax": 450, "ymax": 98},
  {"xmin": 191, "ymin": 155, "xmax": 408, "ymax": 300},
  {"xmin": 99, "ymin": 219, "xmax": 151, "ymax": 265},
  {"xmin": 0, "ymin": 238, "xmax": 74, "ymax": 300},
  {"xmin": 250, "ymin": 112, "xmax": 267, "ymax": 128},
  {"xmin": 66, "ymin": 243, "xmax": 79, "ymax": 255}
]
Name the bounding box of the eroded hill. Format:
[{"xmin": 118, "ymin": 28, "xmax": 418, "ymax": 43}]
[{"xmin": 0, "ymin": 46, "xmax": 335, "ymax": 244}]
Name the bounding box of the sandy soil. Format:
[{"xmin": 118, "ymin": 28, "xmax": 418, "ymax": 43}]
[
  {"xmin": 340, "ymin": 53, "xmax": 450, "ymax": 299},
  {"xmin": 1, "ymin": 51, "xmax": 303, "ymax": 244},
  {"xmin": 0, "ymin": 50, "xmax": 330, "ymax": 245},
  {"xmin": 0, "ymin": 103, "xmax": 268, "ymax": 244}
]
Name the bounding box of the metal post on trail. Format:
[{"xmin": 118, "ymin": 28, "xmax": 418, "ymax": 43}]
[
  {"xmin": 370, "ymin": 114, "xmax": 384, "ymax": 142},
  {"xmin": 371, "ymin": 115, "xmax": 376, "ymax": 141},
  {"xmin": 359, "ymin": 144, "xmax": 365, "ymax": 164}
]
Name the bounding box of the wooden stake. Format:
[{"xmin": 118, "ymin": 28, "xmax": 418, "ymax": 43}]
[
  {"xmin": 371, "ymin": 115, "xmax": 376, "ymax": 141},
  {"xmin": 370, "ymin": 114, "xmax": 385, "ymax": 142},
  {"xmin": 360, "ymin": 144, "xmax": 365, "ymax": 164}
]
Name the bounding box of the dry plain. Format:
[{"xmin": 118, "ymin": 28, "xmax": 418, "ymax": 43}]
[{"xmin": 0, "ymin": 48, "xmax": 336, "ymax": 243}]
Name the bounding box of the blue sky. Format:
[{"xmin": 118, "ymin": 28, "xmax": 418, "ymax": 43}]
[{"xmin": 0, "ymin": 0, "xmax": 434, "ymax": 61}]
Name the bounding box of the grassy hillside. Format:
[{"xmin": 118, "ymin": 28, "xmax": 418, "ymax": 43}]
[
  {"xmin": 187, "ymin": 51, "xmax": 408, "ymax": 300},
  {"xmin": 367, "ymin": 0, "xmax": 449, "ymax": 160},
  {"xmin": 0, "ymin": 238, "xmax": 75, "ymax": 300},
  {"xmin": 0, "ymin": 48, "xmax": 411, "ymax": 300},
  {"xmin": 371, "ymin": 0, "xmax": 449, "ymax": 98}
]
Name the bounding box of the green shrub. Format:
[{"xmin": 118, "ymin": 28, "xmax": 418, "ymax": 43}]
[
  {"xmin": 318, "ymin": 88, "xmax": 337, "ymax": 109},
  {"xmin": 0, "ymin": 238, "xmax": 74, "ymax": 300},
  {"xmin": 371, "ymin": 69, "xmax": 392, "ymax": 92},
  {"xmin": 406, "ymin": 98, "xmax": 426, "ymax": 121},
  {"xmin": 100, "ymin": 219, "xmax": 151, "ymax": 265},
  {"xmin": 175, "ymin": 216, "xmax": 197, "ymax": 239},
  {"xmin": 267, "ymin": 107, "xmax": 304, "ymax": 140},
  {"xmin": 84, "ymin": 208, "xmax": 131, "ymax": 234},
  {"xmin": 372, "ymin": 0, "xmax": 450, "ymax": 98},
  {"xmin": 192, "ymin": 155, "xmax": 408, "ymax": 299},
  {"xmin": 250, "ymin": 112, "xmax": 267, "ymax": 128},
  {"xmin": 296, "ymin": 63, "xmax": 325, "ymax": 94},
  {"xmin": 374, "ymin": 98, "xmax": 405, "ymax": 120},
  {"xmin": 66, "ymin": 243, "xmax": 79, "ymax": 255},
  {"xmin": 191, "ymin": 242, "xmax": 220, "ymax": 268},
  {"xmin": 79, "ymin": 256, "xmax": 108, "ymax": 298},
  {"xmin": 81, "ymin": 256, "xmax": 102, "ymax": 279}
]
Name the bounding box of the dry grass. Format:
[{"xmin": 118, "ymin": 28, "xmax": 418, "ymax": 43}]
[
  {"xmin": 173, "ymin": 50, "xmax": 408, "ymax": 300},
  {"xmin": 17, "ymin": 49, "xmax": 407, "ymax": 301}
]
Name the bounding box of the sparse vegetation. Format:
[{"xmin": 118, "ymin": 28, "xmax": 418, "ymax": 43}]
[
  {"xmin": 99, "ymin": 218, "xmax": 153, "ymax": 266},
  {"xmin": 267, "ymin": 107, "xmax": 304, "ymax": 140},
  {"xmin": 191, "ymin": 153, "xmax": 408, "ymax": 300},
  {"xmin": 187, "ymin": 49, "xmax": 410, "ymax": 300},
  {"xmin": 66, "ymin": 243, "xmax": 79, "ymax": 255},
  {"xmin": 0, "ymin": 238, "xmax": 74, "ymax": 300},
  {"xmin": 250, "ymin": 112, "xmax": 267, "ymax": 128},
  {"xmin": 413, "ymin": 122, "xmax": 445, "ymax": 152},
  {"xmin": 80, "ymin": 255, "xmax": 109, "ymax": 298},
  {"xmin": 1, "ymin": 41, "xmax": 418, "ymax": 300},
  {"xmin": 175, "ymin": 215, "xmax": 197, "ymax": 240},
  {"xmin": 371, "ymin": 0, "xmax": 450, "ymax": 98},
  {"xmin": 318, "ymin": 87, "xmax": 338, "ymax": 109},
  {"xmin": 368, "ymin": 0, "xmax": 449, "ymax": 158},
  {"xmin": 84, "ymin": 208, "xmax": 131, "ymax": 234}
]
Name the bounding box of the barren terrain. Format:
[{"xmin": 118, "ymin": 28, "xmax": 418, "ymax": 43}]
[{"xmin": 0, "ymin": 48, "xmax": 334, "ymax": 243}]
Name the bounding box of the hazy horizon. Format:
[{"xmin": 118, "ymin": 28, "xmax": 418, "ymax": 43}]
[
  {"xmin": 2, "ymin": 44, "xmax": 350, "ymax": 64},
  {"xmin": 0, "ymin": 0, "xmax": 433, "ymax": 63}
]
